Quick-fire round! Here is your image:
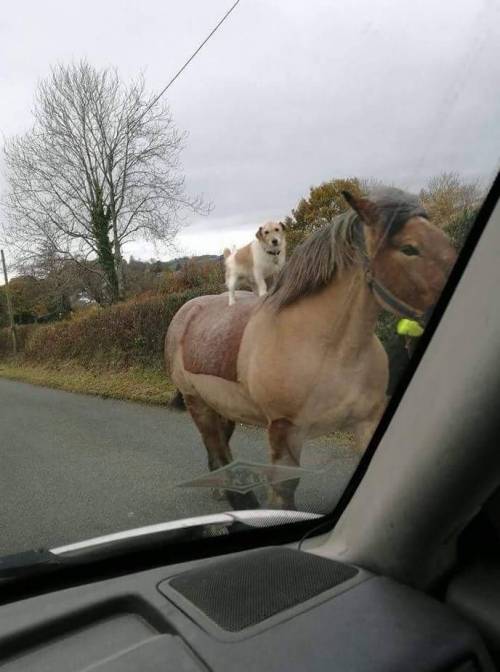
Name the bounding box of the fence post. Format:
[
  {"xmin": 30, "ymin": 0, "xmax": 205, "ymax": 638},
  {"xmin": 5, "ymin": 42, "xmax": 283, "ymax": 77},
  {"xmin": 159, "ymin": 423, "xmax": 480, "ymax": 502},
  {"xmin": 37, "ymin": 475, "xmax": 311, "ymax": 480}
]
[{"xmin": 1, "ymin": 249, "xmax": 18, "ymax": 355}]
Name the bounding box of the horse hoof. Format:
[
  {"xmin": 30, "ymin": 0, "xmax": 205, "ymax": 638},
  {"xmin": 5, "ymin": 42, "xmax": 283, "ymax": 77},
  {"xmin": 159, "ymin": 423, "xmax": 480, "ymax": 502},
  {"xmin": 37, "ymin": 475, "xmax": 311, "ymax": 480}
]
[
  {"xmin": 226, "ymin": 490, "xmax": 260, "ymax": 511},
  {"xmin": 211, "ymin": 488, "xmax": 226, "ymax": 501},
  {"xmin": 267, "ymin": 494, "xmax": 296, "ymax": 511}
]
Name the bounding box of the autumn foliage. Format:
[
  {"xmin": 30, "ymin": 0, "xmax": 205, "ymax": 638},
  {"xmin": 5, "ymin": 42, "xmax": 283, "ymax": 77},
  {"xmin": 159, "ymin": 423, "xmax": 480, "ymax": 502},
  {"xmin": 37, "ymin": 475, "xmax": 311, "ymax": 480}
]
[{"xmin": 0, "ymin": 172, "xmax": 483, "ymax": 383}]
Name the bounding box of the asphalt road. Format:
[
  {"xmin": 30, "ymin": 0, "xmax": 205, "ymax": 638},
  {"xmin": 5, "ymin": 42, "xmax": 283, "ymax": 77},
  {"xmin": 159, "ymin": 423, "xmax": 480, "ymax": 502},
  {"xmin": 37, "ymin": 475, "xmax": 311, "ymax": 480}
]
[{"xmin": 0, "ymin": 379, "xmax": 359, "ymax": 555}]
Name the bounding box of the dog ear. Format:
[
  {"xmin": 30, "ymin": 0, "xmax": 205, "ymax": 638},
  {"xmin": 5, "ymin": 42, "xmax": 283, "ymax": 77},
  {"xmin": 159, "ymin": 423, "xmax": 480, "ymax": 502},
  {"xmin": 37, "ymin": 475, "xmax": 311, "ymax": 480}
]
[
  {"xmin": 280, "ymin": 221, "xmax": 287, "ymax": 231},
  {"xmin": 256, "ymin": 226, "xmax": 264, "ymax": 241}
]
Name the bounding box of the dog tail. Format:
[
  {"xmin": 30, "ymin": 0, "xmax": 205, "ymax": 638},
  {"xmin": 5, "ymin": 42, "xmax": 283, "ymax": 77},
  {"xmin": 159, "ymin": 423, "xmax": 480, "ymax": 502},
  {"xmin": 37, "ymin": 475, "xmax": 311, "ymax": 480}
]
[
  {"xmin": 223, "ymin": 247, "xmax": 232, "ymax": 259},
  {"xmin": 169, "ymin": 389, "xmax": 186, "ymax": 411}
]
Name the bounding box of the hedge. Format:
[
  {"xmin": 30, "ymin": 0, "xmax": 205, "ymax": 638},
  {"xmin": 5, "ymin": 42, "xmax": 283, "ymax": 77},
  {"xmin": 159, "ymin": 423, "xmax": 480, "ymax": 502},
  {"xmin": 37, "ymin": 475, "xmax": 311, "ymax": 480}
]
[{"xmin": 0, "ymin": 285, "xmax": 222, "ymax": 369}]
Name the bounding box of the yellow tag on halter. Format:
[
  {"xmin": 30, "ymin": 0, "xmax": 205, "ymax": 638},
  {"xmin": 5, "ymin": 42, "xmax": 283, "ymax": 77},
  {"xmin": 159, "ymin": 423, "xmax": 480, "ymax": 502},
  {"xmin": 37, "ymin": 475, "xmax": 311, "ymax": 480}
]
[{"xmin": 396, "ymin": 319, "xmax": 424, "ymax": 337}]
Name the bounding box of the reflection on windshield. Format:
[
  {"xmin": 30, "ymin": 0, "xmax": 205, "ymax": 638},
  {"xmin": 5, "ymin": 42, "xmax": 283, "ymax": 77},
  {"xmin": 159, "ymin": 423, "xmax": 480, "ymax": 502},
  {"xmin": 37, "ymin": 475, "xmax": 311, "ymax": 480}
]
[{"xmin": 0, "ymin": 0, "xmax": 498, "ymax": 557}]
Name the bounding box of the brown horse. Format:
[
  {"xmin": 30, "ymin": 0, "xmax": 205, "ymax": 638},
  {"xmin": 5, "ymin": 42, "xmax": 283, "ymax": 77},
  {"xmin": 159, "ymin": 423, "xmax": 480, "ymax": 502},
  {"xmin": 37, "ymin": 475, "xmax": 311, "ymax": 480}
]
[{"xmin": 165, "ymin": 188, "xmax": 456, "ymax": 510}]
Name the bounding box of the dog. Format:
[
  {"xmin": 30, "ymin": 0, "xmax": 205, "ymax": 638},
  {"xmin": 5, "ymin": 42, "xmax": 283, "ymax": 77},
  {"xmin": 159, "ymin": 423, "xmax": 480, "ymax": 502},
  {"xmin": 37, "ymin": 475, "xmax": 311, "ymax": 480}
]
[{"xmin": 223, "ymin": 221, "xmax": 286, "ymax": 305}]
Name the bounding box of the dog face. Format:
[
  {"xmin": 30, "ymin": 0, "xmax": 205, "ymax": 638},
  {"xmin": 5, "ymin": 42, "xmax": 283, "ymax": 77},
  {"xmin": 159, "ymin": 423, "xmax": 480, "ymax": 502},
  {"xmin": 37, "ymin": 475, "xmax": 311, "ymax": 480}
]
[{"xmin": 256, "ymin": 221, "xmax": 286, "ymax": 249}]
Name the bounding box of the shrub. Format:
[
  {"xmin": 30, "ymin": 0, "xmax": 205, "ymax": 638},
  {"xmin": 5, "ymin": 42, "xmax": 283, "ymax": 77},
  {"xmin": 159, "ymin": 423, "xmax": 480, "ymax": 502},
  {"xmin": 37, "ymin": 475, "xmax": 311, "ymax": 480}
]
[
  {"xmin": 19, "ymin": 286, "xmax": 222, "ymax": 369},
  {"xmin": 0, "ymin": 324, "xmax": 39, "ymax": 358},
  {"xmin": 444, "ymin": 207, "xmax": 478, "ymax": 251},
  {"xmin": 163, "ymin": 258, "xmax": 225, "ymax": 294},
  {"xmin": 375, "ymin": 312, "xmax": 410, "ymax": 395}
]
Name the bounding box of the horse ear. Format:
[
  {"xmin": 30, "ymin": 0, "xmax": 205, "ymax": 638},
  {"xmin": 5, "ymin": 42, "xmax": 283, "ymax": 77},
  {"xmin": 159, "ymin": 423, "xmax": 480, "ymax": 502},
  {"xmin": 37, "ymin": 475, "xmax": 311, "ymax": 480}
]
[
  {"xmin": 256, "ymin": 226, "xmax": 264, "ymax": 240},
  {"xmin": 342, "ymin": 191, "xmax": 379, "ymax": 226}
]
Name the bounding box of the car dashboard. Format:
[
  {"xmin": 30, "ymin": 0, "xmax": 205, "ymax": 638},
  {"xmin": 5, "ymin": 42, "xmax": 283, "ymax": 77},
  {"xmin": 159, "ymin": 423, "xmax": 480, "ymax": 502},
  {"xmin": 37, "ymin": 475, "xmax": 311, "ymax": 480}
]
[{"xmin": 0, "ymin": 546, "xmax": 494, "ymax": 671}]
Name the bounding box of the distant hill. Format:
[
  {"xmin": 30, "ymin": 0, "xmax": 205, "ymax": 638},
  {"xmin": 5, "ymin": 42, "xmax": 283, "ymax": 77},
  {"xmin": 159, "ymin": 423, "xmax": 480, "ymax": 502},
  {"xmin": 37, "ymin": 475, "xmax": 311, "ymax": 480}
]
[
  {"xmin": 165, "ymin": 254, "xmax": 221, "ymax": 271},
  {"xmin": 125, "ymin": 254, "xmax": 221, "ymax": 274}
]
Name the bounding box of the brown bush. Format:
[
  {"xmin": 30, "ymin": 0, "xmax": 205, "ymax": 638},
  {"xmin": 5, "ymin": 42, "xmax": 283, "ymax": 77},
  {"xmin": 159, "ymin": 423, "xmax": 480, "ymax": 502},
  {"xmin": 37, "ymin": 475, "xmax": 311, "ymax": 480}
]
[
  {"xmin": 162, "ymin": 258, "xmax": 225, "ymax": 294},
  {"xmin": 0, "ymin": 324, "xmax": 38, "ymax": 358},
  {"xmin": 17, "ymin": 286, "xmax": 222, "ymax": 369}
]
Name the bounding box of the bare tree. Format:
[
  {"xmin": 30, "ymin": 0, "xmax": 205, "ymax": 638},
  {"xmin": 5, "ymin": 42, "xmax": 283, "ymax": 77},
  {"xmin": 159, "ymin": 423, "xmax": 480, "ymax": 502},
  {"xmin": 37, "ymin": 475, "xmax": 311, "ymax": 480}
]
[
  {"xmin": 419, "ymin": 172, "xmax": 482, "ymax": 229},
  {"xmin": 2, "ymin": 60, "xmax": 206, "ymax": 301},
  {"xmin": 17, "ymin": 243, "xmax": 106, "ymax": 308}
]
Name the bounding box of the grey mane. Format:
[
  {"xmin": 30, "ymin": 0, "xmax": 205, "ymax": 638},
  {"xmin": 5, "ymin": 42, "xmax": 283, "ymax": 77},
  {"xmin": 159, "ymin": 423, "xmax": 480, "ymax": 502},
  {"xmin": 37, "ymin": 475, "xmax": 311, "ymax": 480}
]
[
  {"xmin": 368, "ymin": 187, "xmax": 427, "ymax": 230},
  {"xmin": 266, "ymin": 187, "xmax": 427, "ymax": 310}
]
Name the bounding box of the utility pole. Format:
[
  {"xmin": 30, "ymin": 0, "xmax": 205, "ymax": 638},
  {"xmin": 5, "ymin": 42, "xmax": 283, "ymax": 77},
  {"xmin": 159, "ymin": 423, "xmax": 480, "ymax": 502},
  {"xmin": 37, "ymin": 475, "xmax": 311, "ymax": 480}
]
[{"xmin": 1, "ymin": 249, "xmax": 18, "ymax": 355}]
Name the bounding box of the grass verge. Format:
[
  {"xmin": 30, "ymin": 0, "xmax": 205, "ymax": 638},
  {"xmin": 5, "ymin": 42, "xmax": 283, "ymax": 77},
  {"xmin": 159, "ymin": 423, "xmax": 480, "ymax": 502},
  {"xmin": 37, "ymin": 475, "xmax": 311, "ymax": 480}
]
[{"xmin": 0, "ymin": 360, "xmax": 175, "ymax": 405}]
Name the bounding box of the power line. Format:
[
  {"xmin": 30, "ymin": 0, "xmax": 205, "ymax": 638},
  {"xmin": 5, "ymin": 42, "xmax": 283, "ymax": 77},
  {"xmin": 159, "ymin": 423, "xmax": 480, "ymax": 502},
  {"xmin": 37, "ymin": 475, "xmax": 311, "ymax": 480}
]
[{"xmin": 137, "ymin": 0, "xmax": 242, "ymax": 124}]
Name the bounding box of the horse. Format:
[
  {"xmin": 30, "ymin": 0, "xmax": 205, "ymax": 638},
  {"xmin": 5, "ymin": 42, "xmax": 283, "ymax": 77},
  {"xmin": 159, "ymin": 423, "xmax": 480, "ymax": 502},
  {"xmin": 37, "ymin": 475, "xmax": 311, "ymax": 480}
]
[{"xmin": 165, "ymin": 188, "xmax": 457, "ymax": 510}]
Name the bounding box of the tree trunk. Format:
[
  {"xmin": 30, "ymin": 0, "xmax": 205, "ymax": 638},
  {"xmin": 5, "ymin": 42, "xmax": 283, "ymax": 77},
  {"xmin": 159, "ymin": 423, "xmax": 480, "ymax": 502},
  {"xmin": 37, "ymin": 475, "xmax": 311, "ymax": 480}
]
[
  {"xmin": 112, "ymin": 217, "xmax": 124, "ymax": 300},
  {"xmin": 1, "ymin": 249, "xmax": 18, "ymax": 355},
  {"xmin": 91, "ymin": 196, "xmax": 119, "ymax": 303}
]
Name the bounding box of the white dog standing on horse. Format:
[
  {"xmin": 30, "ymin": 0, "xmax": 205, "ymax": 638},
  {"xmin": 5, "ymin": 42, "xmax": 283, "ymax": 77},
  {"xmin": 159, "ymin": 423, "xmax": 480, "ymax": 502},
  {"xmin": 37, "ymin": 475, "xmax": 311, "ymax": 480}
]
[{"xmin": 223, "ymin": 221, "xmax": 286, "ymax": 305}]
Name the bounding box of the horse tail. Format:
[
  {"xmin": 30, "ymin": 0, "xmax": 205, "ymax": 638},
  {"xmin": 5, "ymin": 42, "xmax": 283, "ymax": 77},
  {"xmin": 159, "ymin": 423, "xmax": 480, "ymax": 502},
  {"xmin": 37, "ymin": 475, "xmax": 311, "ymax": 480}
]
[
  {"xmin": 169, "ymin": 389, "xmax": 186, "ymax": 411},
  {"xmin": 223, "ymin": 247, "xmax": 232, "ymax": 259}
]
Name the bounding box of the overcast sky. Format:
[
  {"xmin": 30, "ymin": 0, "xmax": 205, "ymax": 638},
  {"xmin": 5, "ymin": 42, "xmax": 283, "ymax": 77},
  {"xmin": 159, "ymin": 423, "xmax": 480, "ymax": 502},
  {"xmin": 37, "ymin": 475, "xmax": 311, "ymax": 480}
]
[{"xmin": 1, "ymin": 0, "xmax": 499, "ymax": 265}]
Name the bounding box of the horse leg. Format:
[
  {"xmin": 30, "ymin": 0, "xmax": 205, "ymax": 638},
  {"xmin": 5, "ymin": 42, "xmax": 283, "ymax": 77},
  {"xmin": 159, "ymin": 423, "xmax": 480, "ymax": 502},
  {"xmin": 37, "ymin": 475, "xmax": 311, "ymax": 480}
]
[
  {"xmin": 354, "ymin": 400, "xmax": 386, "ymax": 453},
  {"xmin": 221, "ymin": 417, "xmax": 236, "ymax": 444},
  {"xmin": 267, "ymin": 419, "xmax": 303, "ymax": 510},
  {"xmin": 210, "ymin": 417, "xmax": 236, "ymax": 500},
  {"xmin": 184, "ymin": 394, "xmax": 259, "ymax": 510},
  {"xmin": 184, "ymin": 394, "xmax": 232, "ymax": 473}
]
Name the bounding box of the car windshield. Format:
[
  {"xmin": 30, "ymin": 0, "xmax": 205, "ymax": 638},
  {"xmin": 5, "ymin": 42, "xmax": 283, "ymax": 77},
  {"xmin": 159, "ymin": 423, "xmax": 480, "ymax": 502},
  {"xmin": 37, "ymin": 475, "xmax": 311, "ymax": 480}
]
[{"xmin": 0, "ymin": 0, "xmax": 499, "ymax": 560}]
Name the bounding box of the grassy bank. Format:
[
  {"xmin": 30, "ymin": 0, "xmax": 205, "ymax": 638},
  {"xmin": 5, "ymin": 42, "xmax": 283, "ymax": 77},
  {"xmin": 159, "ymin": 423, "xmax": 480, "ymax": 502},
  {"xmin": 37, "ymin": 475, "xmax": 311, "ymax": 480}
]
[
  {"xmin": 0, "ymin": 360, "xmax": 175, "ymax": 405},
  {"xmin": 0, "ymin": 286, "xmax": 220, "ymax": 405}
]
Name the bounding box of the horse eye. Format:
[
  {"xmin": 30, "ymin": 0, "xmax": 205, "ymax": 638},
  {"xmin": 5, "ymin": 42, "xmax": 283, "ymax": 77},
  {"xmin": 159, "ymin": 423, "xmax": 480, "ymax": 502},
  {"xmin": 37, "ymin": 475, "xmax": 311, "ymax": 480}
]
[{"xmin": 400, "ymin": 244, "xmax": 420, "ymax": 257}]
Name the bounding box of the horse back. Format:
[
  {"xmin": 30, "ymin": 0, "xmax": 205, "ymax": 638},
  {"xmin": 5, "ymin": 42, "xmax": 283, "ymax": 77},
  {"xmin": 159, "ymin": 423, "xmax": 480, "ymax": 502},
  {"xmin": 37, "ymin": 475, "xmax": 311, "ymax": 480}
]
[{"xmin": 165, "ymin": 292, "xmax": 258, "ymax": 382}]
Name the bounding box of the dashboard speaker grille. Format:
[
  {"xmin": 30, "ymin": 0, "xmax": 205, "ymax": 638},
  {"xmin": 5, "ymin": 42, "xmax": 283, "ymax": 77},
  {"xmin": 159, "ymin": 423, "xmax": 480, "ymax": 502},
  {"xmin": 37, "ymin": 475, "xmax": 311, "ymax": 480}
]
[{"xmin": 168, "ymin": 547, "xmax": 358, "ymax": 632}]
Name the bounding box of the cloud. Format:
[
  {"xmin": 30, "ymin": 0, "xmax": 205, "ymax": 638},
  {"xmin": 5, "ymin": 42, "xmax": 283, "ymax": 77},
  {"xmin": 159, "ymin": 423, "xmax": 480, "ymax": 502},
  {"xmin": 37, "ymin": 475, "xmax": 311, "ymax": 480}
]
[{"xmin": 1, "ymin": 0, "xmax": 499, "ymax": 261}]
